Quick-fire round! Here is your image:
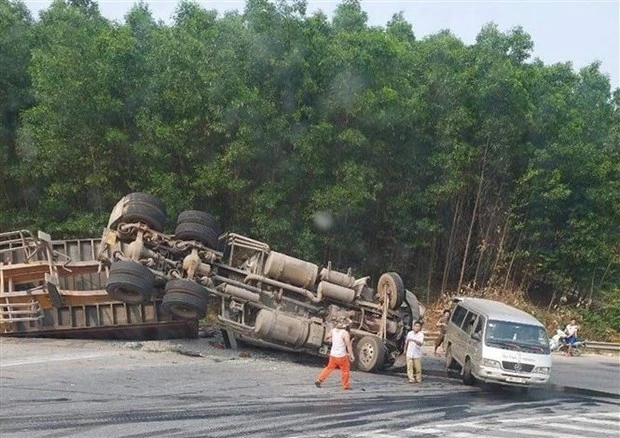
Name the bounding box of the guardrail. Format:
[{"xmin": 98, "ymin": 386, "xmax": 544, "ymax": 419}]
[
  {"xmin": 422, "ymin": 331, "xmax": 620, "ymax": 354},
  {"xmin": 587, "ymin": 341, "xmax": 620, "ymax": 353},
  {"xmin": 423, "ymin": 331, "xmax": 439, "ymax": 342}
]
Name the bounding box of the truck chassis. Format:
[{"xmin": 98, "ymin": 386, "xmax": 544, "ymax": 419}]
[{"xmin": 97, "ymin": 193, "xmax": 423, "ymax": 371}]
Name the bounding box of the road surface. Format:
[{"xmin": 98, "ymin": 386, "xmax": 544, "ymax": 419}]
[
  {"xmin": 550, "ymin": 353, "xmax": 619, "ymax": 394},
  {"xmin": 1, "ymin": 337, "xmax": 618, "ymax": 437}
]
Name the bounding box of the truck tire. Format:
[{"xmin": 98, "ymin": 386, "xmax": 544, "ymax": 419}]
[
  {"xmin": 354, "ymin": 335, "xmax": 386, "ymax": 372},
  {"xmin": 162, "ymin": 279, "xmax": 209, "ymax": 320},
  {"xmin": 119, "ymin": 192, "xmax": 167, "ymax": 232},
  {"xmin": 174, "ymin": 210, "xmax": 221, "ymax": 249},
  {"xmin": 106, "ymin": 260, "xmax": 154, "ymax": 304},
  {"xmin": 177, "ymin": 210, "xmax": 221, "ymax": 230},
  {"xmin": 377, "ymin": 272, "xmax": 405, "ymax": 310}
]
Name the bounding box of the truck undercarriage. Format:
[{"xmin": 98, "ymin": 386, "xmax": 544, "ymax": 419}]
[{"xmin": 96, "ymin": 193, "xmax": 424, "ymax": 372}]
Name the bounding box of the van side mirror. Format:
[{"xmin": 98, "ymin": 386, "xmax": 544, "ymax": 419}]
[{"xmin": 471, "ymin": 332, "xmax": 481, "ymax": 341}]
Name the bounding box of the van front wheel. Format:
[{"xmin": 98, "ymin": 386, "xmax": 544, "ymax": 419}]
[
  {"xmin": 462, "ymin": 358, "xmax": 476, "ymax": 386},
  {"xmin": 445, "ymin": 345, "xmax": 458, "ymax": 370}
]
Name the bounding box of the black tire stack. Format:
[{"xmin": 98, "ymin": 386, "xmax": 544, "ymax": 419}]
[
  {"xmin": 105, "ymin": 196, "xmax": 218, "ymax": 322},
  {"xmin": 105, "ymin": 260, "xmax": 155, "ymax": 304},
  {"xmin": 118, "ymin": 192, "xmax": 167, "ymax": 232},
  {"xmin": 174, "ymin": 210, "xmax": 222, "ymax": 250},
  {"xmin": 162, "ymin": 279, "xmax": 209, "ymax": 320}
]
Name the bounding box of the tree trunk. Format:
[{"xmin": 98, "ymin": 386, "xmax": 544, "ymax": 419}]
[
  {"xmin": 518, "ymin": 262, "xmax": 530, "ymax": 292},
  {"xmin": 489, "ymin": 213, "xmax": 510, "ymax": 286},
  {"xmin": 441, "ymin": 198, "xmax": 462, "ymax": 295},
  {"xmin": 473, "ymin": 191, "xmax": 502, "ymax": 288},
  {"xmin": 502, "ymin": 227, "xmax": 524, "ymax": 292},
  {"xmin": 426, "ymin": 237, "xmax": 436, "ymax": 304},
  {"xmin": 547, "ymin": 289, "xmax": 557, "ymax": 312},
  {"xmin": 457, "ymin": 143, "xmax": 488, "ymax": 294},
  {"xmin": 588, "ymin": 259, "xmax": 613, "ymax": 307}
]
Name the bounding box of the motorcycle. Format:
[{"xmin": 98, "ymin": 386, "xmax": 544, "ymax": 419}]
[{"xmin": 549, "ymin": 329, "xmax": 587, "ymax": 356}]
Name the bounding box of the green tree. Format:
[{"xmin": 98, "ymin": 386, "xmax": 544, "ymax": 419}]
[{"xmin": 0, "ymin": 0, "xmax": 33, "ymax": 224}]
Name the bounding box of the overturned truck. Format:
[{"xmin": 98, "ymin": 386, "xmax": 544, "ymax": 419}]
[
  {"xmin": 98, "ymin": 193, "xmax": 424, "ymax": 372},
  {"xmin": 0, "ymin": 230, "xmax": 196, "ymax": 338}
]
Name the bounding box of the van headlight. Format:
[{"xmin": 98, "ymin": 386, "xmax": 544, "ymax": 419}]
[
  {"xmin": 482, "ymin": 359, "xmax": 501, "ymax": 369},
  {"xmin": 533, "ymin": 366, "xmax": 550, "ymax": 375}
]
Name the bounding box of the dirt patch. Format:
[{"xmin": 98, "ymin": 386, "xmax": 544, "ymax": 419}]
[{"xmin": 108, "ymin": 327, "xmax": 313, "ymax": 370}]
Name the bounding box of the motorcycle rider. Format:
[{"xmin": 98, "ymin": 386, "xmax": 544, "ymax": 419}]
[{"xmin": 564, "ymin": 318, "xmax": 580, "ymax": 356}]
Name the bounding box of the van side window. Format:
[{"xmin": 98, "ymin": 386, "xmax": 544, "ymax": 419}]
[
  {"xmin": 463, "ymin": 311, "xmax": 478, "ymax": 333},
  {"xmin": 451, "ymin": 305, "xmax": 467, "ymax": 327},
  {"xmin": 473, "ymin": 316, "xmax": 484, "ymax": 336}
]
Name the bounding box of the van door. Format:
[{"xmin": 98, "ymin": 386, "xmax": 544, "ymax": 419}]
[
  {"xmin": 447, "ymin": 305, "xmax": 468, "ymax": 364},
  {"xmin": 466, "ymin": 315, "xmax": 485, "ymax": 371},
  {"xmin": 459, "ymin": 311, "xmax": 479, "ymax": 363}
]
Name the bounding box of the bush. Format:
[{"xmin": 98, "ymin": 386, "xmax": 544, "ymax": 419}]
[{"xmin": 578, "ymin": 288, "xmax": 620, "ymax": 342}]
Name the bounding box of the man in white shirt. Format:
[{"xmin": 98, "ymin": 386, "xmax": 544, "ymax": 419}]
[
  {"xmin": 315, "ymin": 317, "xmax": 355, "ymax": 390},
  {"xmin": 405, "ymin": 321, "xmax": 425, "ymax": 383},
  {"xmin": 564, "ymin": 318, "xmax": 580, "ymax": 356}
]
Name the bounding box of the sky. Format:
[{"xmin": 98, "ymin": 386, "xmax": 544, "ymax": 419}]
[{"xmin": 23, "ymin": 0, "xmax": 620, "ymax": 89}]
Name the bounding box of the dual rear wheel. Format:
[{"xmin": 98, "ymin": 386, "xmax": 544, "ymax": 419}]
[
  {"xmin": 174, "ymin": 210, "xmax": 222, "ymax": 250},
  {"xmin": 107, "ymin": 193, "xmax": 219, "ymax": 320},
  {"xmin": 105, "ymin": 260, "xmax": 154, "ymax": 304},
  {"xmin": 106, "ymin": 262, "xmax": 210, "ymax": 321},
  {"xmin": 115, "ymin": 192, "xmax": 167, "ymax": 234},
  {"xmin": 161, "ymin": 279, "xmax": 209, "ymax": 320},
  {"xmin": 113, "ymin": 192, "xmax": 222, "ymax": 250}
]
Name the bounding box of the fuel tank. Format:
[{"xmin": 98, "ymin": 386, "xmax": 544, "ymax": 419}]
[{"xmin": 263, "ymin": 252, "xmax": 318, "ymax": 289}]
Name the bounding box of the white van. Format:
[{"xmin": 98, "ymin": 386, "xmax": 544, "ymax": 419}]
[{"xmin": 444, "ymin": 298, "xmax": 551, "ymax": 388}]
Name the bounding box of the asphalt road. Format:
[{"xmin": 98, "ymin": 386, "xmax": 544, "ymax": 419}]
[
  {"xmin": 0, "ymin": 337, "xmax": 618, "ymax": 438},
  {"xmin": 549, "ymin": 353, "xmax": 620, "ymax": 394}
]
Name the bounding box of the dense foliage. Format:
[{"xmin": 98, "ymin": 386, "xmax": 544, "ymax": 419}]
[{"xmin": 1, "ymin": 0, "xmax": 618, "ymax": 317}]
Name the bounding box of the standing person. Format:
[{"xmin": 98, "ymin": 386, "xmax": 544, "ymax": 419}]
[
  {"xmin": 564, "ymin": 318, "xmax": 580, "ymax": 356},
  {"xmin": 315, "ymin": 317, "xmax": 355, "ymax": 390},
  {"xmin": 434, "ymin": 309, "xmax": 451, "ymax": 356},
  {"xmin": 405, "ymin": 321, "xmax": 425, "ymax": 383}
]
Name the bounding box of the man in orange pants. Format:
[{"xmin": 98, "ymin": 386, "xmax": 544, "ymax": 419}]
[{"xmin": 315, "ymin": 317, "xmax": 355, "ymax": 390}]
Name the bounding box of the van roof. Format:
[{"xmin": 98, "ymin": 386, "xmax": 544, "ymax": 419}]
[{"xmin": 455, "ymin": 297, "xmax": 543, "ymax": 326}]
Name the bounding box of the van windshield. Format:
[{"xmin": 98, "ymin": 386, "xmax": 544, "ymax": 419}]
[{"xmin": 485, "ymin": 320, "xmax": 550, "ymax": 354}]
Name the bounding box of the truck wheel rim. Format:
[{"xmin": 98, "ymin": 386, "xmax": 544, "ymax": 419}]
[
  {"xmin": 360, "ymin": 343, "xmax": 375, "ymax": 365},
  {"xmin": 112, "ymin": 286, "xmax": 141, "ymax": 299},
  {"xmin": 171, "ymin": 304, "xmax": 198, "ymax": 319}
]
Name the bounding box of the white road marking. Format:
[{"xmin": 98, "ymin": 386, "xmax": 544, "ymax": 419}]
[
  {"xmin": 447, "ymin": 433, "xmax": 480, "ymax": 437},
  {"xmin": 546, "ymin": 422, "xmax": 614, "ymax": 434},
  {"xmin": 367, "ymin": 411, "xmax": 620, "ymax": 438},
  {"xmin": 595, "ymin": 411, "xmax": 620, "ymax": 419},
  {"xmin": 496, "ymin": 427, "xmax": 562, "ymax": 437},
  {"xmin": 402, "ymin": 427, "xmax": 444, "ymax": 433},
  {"xmin": 492, "ymin": 414, "xmax": 571, "ymax": 424},
  {"xmin": 0, "ymin": 352, "xmax": 110, "ymax": 368},
  {"xmin": 356, "ymin": 433, "xmax": 400, "ymax": 438},
  {"xmin": 576, "ymin": 417, "xmax": 620, "ymax": 427}
]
